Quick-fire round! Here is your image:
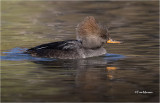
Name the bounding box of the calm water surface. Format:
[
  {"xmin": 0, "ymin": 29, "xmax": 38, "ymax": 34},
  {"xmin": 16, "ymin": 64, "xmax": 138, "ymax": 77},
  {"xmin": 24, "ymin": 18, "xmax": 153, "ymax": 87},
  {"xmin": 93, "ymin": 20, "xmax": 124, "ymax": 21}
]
[{"xmin": 1, "ymin": 1, "xmax": 159, "ymax": 102}]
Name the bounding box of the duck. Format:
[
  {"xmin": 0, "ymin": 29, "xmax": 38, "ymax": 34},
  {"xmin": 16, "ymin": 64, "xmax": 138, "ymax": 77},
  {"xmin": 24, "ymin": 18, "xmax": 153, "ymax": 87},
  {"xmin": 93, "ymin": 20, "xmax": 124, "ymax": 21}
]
[{"xmin": 25, "ymin": 16, "xmax": 120, "ymax": 59}]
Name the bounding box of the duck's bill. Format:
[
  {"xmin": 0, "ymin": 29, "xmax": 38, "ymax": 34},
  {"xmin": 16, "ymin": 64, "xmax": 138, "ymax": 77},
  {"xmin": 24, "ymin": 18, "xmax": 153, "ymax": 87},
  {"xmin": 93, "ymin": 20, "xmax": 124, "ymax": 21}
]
[{"xmin": 107, "ymin": 38, "xmax": 121, "ymax": 44}]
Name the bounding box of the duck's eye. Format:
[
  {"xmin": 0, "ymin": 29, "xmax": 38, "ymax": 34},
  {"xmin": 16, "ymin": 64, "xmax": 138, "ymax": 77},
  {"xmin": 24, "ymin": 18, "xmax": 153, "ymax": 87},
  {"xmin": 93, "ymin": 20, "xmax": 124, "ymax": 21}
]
[{"xmin": 101, "ymin": 34, "xmax": 107, "ymax": 39}]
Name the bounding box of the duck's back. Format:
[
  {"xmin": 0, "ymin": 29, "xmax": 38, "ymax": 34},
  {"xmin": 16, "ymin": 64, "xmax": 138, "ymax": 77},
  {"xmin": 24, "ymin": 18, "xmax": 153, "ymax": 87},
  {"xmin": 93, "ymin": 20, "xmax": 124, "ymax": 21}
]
[{"xmin": 25, "ymin": 40, "xmax": 83, "ymax": 59}]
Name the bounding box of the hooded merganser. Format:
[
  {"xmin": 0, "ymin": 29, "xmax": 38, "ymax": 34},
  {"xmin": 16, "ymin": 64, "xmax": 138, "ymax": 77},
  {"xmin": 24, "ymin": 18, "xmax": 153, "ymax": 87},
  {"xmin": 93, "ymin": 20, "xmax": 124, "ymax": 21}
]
[{"xmin": 25, "ymin": 16, "xmax": 120, "ymax": 59}]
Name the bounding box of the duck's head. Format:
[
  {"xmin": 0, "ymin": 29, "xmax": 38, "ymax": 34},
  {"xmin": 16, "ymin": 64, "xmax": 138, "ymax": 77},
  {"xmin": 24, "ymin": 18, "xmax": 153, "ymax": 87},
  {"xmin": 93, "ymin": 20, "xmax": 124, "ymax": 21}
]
[{"xmin": 76, "ymin": 16, "xmax": 120, "ymax": 49}]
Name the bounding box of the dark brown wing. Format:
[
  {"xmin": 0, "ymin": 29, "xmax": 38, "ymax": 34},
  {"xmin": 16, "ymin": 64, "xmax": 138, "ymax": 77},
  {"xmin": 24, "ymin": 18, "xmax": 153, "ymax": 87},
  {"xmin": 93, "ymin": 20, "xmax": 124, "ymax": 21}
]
[{"xmin": 25, "ymin": 40, "xmax": 82, "ymax": 58}]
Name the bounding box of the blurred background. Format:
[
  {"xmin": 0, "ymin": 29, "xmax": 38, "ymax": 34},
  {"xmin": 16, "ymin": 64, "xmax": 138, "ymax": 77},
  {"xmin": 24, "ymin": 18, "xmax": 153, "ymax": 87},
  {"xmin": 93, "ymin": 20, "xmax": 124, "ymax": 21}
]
[{"xmin": 1, "ymin": 1, "xmax": 159, "ymax": 102}]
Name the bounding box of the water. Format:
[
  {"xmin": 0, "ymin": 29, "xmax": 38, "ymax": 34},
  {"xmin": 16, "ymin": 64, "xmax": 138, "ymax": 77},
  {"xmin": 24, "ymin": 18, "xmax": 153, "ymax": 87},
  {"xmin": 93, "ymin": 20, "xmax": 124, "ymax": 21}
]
[{"xmin": 1, "ymin": 1, "xmax": 159, "ymax": 102}]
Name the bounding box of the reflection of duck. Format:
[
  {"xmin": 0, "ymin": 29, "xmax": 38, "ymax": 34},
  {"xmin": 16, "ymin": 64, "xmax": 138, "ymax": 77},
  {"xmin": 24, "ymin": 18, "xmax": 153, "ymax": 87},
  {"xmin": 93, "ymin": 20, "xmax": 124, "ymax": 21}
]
[
  {"xmin": 31, "ymin": 58, "xmax": 118, "ymax": 101},
  {"xmin": 25, "ymin": 16, "xmax": 120, "ymax": 59}
]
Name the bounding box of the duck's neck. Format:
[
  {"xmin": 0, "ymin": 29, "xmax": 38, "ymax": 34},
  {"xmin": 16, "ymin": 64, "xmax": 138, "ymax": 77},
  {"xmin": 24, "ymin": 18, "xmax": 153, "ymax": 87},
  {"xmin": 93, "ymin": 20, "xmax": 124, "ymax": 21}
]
[
  {"xmin": 81, "ymin": 46, "xmax": 106, "ymax": 58},
  {"xmin": 77, "ymin": 35, "xmax": 105, "ymax": 49}
]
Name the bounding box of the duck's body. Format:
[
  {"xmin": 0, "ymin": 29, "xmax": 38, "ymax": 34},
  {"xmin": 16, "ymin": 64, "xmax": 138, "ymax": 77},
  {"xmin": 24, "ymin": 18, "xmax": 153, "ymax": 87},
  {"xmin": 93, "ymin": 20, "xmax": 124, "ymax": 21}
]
[
  {"xmin": 25, "ymin": 16, "xmax": 120, "ymax": 59},
  {"xmin": 26, "ymin": 40, "xmax": 106, "ymax": 59}
]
